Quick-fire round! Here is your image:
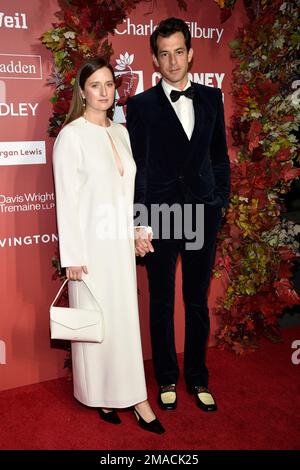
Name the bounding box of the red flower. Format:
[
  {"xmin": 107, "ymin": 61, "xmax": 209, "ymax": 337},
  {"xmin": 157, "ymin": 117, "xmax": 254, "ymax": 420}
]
[
  {"xmin": 256, "ymin": 79, "xmax": 280, "ymax": 105},
  {"xmin": 248, "ymin": 120, "xmax": 261, "ymax": 139},
  {"xmin": 78, "ymin": 7, "xmax": 92, "ymax": 30},
  {"xmin": 282, "ymin": 115, "xmax": 294, "ymax": 123},
  {"xmin": 275, "ymin": 147, "xmax": 291, "ymax": 162},
  {"xmin": 249, "ymin": 136, "xmax": 260, "ymax": 152},
  {"xmin": 278, "ymin": 262, "xmax": 293, "ymax": 279},
  {"xmin": 216, "ymin": 254, "xmax": 232, "ymax": 271},
  {"xmin": 274, "ymin": 279, "xmax": 300, "ymax": 306},
  {"xmin": 280, "ymin": 163, "xmax": 300, "ymax": 182},
  {"xmin": 278, "ymin": 246, "xmax": 297, "ymax": 260},
  {"xmin": 241, "ymin": 84, "xmax": 250, "ymax": 96},
  {"xmin": 62, "ymin": 8, "xmax": 80, "ymax": 29},
  {"xmin": 53, "ymin": 88, "xmax": 73, "ymax": 114},
  {"xmin": 77, "ymin": 33, "xmax": 94, "ymax": 47},
  {"xmin": 64, "ymin": 69, "xmax": 76, "ymax": 83}
]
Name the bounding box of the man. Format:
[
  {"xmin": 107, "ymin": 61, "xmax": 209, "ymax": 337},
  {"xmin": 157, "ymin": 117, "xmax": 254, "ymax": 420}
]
[{"xmin": 126, "ymin": 17, "xmax": 230, "ymax": 412}]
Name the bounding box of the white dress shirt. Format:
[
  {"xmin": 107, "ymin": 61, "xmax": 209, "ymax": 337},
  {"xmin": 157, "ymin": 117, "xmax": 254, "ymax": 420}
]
[{"xmin": 162, "ymin": 79, "xmax": 195, "ymax": 140}]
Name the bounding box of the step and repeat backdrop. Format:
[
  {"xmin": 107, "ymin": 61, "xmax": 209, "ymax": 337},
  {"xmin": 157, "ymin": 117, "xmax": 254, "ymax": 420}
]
[{"xmin": 0, "ymin": 0, "xmax": 246, "ymax": 391}]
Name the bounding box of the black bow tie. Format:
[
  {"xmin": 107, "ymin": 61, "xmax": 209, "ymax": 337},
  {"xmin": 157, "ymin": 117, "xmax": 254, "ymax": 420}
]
[{"xmin": 170, "ymin": 86, "xmax": 195, "ymax": 102}]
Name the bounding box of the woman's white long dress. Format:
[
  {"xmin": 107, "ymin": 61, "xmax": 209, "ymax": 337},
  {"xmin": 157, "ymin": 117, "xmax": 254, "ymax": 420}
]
[{"xmin": 53, "ymin": 116, "xmax": 147, "ymax": 408}]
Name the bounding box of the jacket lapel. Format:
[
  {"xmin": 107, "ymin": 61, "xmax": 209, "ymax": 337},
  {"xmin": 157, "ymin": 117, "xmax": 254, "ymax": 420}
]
[
  {"xmin": 155, "ymin": 80, "xmax": 190, "ymax": 144},
  {"xmin": 190, "ymin": 84, "xmax": 204, "ymax": 146},
  {"xmin": 185, "ymin": 83, "xmax": 219, "ymax": 173}
]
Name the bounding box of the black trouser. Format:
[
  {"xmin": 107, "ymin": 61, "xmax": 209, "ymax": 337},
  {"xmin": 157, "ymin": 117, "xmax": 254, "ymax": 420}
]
[{"xmin": 146, "ymin": 204, "xmax": 222, "ymax": 388}]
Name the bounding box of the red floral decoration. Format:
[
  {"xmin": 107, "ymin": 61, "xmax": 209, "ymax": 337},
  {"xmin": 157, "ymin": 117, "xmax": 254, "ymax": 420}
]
[
  {"xmin": 42, "ymin": 0, "xmax": 187, "ymax": 136},
  {"xmin": 214, "ymin": 0, "xmax": 300, "ymax": 352}
]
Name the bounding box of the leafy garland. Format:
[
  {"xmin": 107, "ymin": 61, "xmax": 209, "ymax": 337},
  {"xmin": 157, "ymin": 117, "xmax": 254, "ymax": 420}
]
[
  {"xmin": 41, "ymin": 0, "xmax": 186, "ymax": 136},
  {"xmin": 214, "ymin": 0, "xmax": 300, "ymax": 353},
  {"xmin": 214, "ymin": 0, "xmax": 265, "ymax": 23},
  {"xmin": 43, "ymin": 0, "xmax": 300, "ymax": 355}
]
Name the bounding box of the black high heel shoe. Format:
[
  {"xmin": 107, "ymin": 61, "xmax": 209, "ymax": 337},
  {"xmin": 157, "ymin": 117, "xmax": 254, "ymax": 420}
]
[
  {"xmin": 97, "ymin": 408, "xmax": 121, "ymax": 424},
  {"xmin": 133, "ymin": 408, "xmax": 165, "ymax": 434}
]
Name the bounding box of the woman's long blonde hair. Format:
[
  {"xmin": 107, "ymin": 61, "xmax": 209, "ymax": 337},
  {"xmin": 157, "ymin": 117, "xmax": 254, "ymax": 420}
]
[{"xmin": 64, "ymin": 57, "xmax": 116, "ymax": 126}]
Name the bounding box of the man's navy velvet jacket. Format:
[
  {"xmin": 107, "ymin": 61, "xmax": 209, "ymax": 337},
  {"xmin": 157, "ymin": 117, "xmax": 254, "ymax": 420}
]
[{"xmin": 126, "ymin": 80, "xmax": 230, "ymax": 211}]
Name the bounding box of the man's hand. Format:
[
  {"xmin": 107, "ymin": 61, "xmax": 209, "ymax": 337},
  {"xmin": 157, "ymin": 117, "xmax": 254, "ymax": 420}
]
[
  {"xmin": 66, "ymin": 266, "xmax": 88, "ymax": 280},
  {"xmin": 134, "ymin": 227, "xmax": 154, "ymax": 257}
]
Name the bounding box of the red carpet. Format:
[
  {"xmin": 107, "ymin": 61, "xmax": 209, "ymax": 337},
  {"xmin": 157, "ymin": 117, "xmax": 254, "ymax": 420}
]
[{"xmin": 0, "ymin": 326, "xmax": 299, "ymax": 450}]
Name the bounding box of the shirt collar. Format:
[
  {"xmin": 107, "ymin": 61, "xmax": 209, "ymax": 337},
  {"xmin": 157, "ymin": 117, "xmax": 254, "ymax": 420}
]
[{"xmin": 162, "ymin": 78, "xmax": 192, "ymax": 98}]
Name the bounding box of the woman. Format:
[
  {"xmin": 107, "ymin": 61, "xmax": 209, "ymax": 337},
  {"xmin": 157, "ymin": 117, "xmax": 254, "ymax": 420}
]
[{"xmin": 52, "ymin": 57, "xmax": 164, "ymax": 434}]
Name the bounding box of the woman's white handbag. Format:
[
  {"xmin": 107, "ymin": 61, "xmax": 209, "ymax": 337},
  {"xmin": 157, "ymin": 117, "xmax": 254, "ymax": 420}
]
[{"xmin": 50, "ymin": 278, "xmax": 104, "ymax": 343}]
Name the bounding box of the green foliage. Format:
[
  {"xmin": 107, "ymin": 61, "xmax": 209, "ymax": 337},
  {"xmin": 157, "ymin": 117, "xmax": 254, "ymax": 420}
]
[{"xmin": 214, "ymin": 0, "xmax": 300, "ymax": 352}]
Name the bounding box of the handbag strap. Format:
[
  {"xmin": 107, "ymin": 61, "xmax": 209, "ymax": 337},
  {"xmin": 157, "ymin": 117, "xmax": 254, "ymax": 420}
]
[{"xmin": 50, "ymin": 278, "xmax": 102, "ymax": 310}]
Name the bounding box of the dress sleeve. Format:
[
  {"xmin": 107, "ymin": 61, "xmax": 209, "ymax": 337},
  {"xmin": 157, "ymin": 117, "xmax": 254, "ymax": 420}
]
[
  {"xmin": 126, "ymin": 97, "xmax": 148, "ymax": 206},
  {"xmin": 52, "ymin": 126, "xmax": 87, "ymax": 268}
]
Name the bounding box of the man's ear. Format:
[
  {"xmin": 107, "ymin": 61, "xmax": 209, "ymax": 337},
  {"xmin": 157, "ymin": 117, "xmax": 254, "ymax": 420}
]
[
  {"xmin": 152, "ymin": 54, "xmax": 159, "ymax": 68},
  {"xmin": 188, "ymin": 48, "xmax": 194, "ymax": 64}
]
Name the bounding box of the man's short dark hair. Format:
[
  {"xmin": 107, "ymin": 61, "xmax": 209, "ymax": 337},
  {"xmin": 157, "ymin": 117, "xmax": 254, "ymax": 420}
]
[{"xmin": 150, "ymin": 17, "xmax": 191, "ymax": 57}]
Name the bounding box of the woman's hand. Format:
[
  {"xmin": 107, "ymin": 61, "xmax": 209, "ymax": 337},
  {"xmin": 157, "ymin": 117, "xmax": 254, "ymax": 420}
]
[{"xmin": 66, "ymin": 266, "xmax": 88, "ymax": 280}]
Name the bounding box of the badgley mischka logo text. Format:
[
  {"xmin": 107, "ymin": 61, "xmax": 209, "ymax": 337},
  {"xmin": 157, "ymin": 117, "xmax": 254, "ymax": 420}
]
[{"xmin": 0, "ymin": 102, "xmax": 38, "ymax": 116}]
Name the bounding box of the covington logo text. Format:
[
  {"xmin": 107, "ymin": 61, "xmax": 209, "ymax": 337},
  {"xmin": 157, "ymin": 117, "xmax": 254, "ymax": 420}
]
[{"xmin": 0, "ymin": 233, "xmax": 58, "ymax": 248}]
